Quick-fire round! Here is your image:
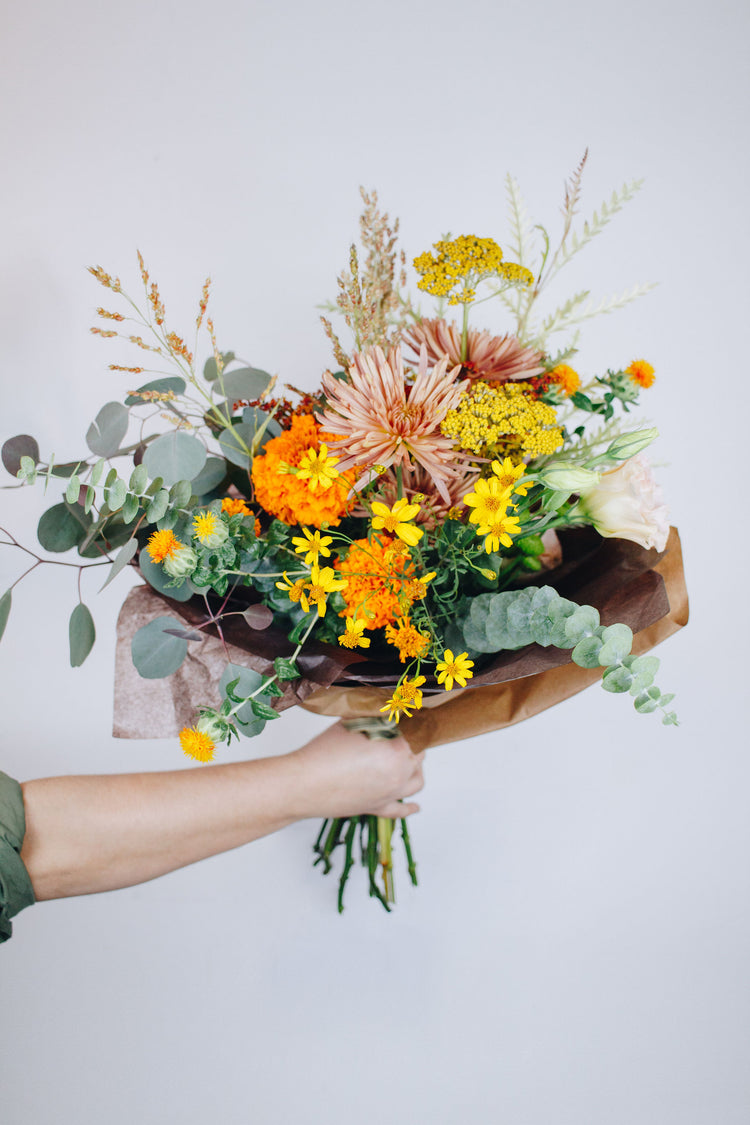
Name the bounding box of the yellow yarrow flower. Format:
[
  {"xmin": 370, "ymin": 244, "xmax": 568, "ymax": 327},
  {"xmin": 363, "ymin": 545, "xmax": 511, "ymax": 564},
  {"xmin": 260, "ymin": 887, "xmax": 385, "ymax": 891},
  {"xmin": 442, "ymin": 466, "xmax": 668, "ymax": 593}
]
[
  {"xmin": 413, "ymin": 236, "xmax": 532, "ymax": 306},
  {"xmin": 442, "ymin": 381, "xmax": 563, "ymax": 460},
  {"xmin": 147, "ymin": 528, "xmax": 184, "ymax": 563},
  {"xmin": 296, "ymin": 442, "xmax": 340, "ymax": 491},
  {"xmin": 301, "ymin": 565, "xmax": 348, "ymax": 617},
  {"xmin": 292, "ymin": 527, "xmax": 333, "ymax": 566},
  {"xmin": 338, "ymin": 617, "xmax": 371, "ymax": 650},
  {"xmin": 371, "ymin": 498, "xmax": 424, "ymax": 546},
  {"xmin": 435, "ymin": 650, "xmax": 474, "ymax": 692},
  {"xmin": 380, "ymin": 675, "xmax": 426, "ymax": 722}
]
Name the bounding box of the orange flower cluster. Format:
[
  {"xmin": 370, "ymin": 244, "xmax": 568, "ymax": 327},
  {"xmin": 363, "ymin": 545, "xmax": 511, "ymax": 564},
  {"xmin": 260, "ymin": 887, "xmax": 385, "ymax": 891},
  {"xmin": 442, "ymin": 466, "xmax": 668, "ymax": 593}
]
[
  {"xmin": 337, "ymin": 535, "xmax": 415, "ymax": 628},
  {"xmin": 251, "ymin": 414, "xmax": 355, "ymax": 527},
  {"xmin": 221, "ymin": 495, "xmax": 261, "ymax": 536}
]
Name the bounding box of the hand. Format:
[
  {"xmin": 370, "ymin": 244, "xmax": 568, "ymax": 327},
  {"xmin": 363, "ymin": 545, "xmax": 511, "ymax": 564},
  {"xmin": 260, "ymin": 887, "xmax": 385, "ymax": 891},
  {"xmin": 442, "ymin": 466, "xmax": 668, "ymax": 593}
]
[{"xmin": 288, "ymin": 720, "xmax": 425, "ymax": 820}]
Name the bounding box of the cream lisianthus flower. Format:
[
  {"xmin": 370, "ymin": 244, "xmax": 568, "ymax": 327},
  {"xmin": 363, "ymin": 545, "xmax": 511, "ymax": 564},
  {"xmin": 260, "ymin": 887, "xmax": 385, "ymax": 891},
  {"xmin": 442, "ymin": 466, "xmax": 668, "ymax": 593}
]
[{"xmin": 575, "ymin": 454, "xmax": 669, "ymax": 551}]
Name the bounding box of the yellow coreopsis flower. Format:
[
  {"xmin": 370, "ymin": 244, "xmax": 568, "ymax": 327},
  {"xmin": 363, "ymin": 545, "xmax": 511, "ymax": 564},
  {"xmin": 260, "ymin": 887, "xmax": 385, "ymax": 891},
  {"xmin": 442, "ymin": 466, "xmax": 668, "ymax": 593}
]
[
  {"xmin": 275, "ymin": 572, "xmax": 308, "ymax": 604},
  {"xmin": 296, "ymin": 442, "xmax": 340, "ymax": 491},
  {"xmin": 292, "ymin": 527, "xmax": 333, "ymax": 566},
  {"xmin": 435, "ymin": 650, "xmax": 475, "ymax": 691},
  {"xmin": 300, "ymin": 565, "xmax": 347, "ymax": 617},
  {"xmin": 476, "ymin": 512, "xmax": 523, "ymax": 553},
  {"xmin": 379, "ymin": 675, "xmax": 427, "ymax": 723},
  {"xmin": 371, "ymin": 497, "xmax": 424, "ymax": 546},
  {"xmin": 463, "ymin": 477, "xmax": 515, "ymax": 526},
  {"xmin": 491, "ymin": 457, "xmax": 530, "ymax": 497},
  {"xmin": 338, "ymin": 617, "xmax": 371, "ymax": 650}
]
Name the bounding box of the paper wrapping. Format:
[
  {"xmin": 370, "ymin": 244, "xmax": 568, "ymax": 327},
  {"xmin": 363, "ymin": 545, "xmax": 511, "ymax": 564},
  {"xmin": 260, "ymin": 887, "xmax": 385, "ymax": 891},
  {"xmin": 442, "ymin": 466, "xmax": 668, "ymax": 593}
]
[{"xmin": 113, "ymin": 527, "xmax": 688, "ymax": 751}]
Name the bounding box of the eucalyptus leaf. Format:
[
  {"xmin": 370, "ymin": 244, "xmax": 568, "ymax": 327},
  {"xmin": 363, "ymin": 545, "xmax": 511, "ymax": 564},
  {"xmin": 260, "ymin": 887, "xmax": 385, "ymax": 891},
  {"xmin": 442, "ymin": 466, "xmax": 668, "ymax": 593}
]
[
  {"xmin": 145, "ymin": 488, "xmax": 170, "ymax": 523},
  {"xmin": 601, "ymin": 665, "xmax": 634, "ymax": 693},
  {"xmin": 121, "ymin": 493, "xmax": 140, "ymax": 524},
  {"xmin": 124, "ymin": 377, "xmax": 186, "ymax": 406},
  {"xmin": 86, "ymin": 401, "xmax": 129, "ymax": 457},
  {"xmin": 564, "ymin": 605, "xmax": 600, "ymax": 645},
  {"xmin": 2, "ymin": 434, "xmax": 40, "ymax": 476},
  {"xmin": 571, "ymin": 634, "xmax": 604, "ymax": 668},
  {"xmin": 90, "ymin": 459, "xmax": 105, "ymax": 486},
  {"xmin": 129, "ymin": 464, "xmax": 148, "ymax": 493},
  {"xmin": 106, "ymin": 478, "xmax": 128, "ymax": 512},
  {"xmin": 190, "ymin": 457, "xmax": 227, "ymax": 496},
  {"xmin": 65, "ymin": 474, "xmax": 81, "ymax": 504},
  {"xmin": 203, "ymin": 352, "xmax": 235, "ymax": 382},
  {"xmin": 217, "ymin": 366, "xmax": 273, "ymax": 402},
  {"xmin": 69, "ymin": 603, "xmax": 96, "ymax": 667},
  {"xmin": 218, "ymin": 424, "xmax": 255, "ymax": 469},
  {"xmin": 169, "ymin": 479, "xmax": 192, "ymax": 508},
  {"xmin": 99, "ymin": 538, "xmax": 138, "ymax": 591},
  {"xmin": 84, "ymin": 485, "xmax": 96, "ymax": 514},
  {"xmin": 37, "ymin": 502, "xmax": 90, "ymax": 552},
  {"xmin": 131, "ymin": 616, "xmax": 189, "ymax": 678},
  {"xmin": 0, "ymin": 589, "xmax": 11, "ymax": 641},
  {"xmin": 598, "ymin": 623, "xmax": 633, "ymax": 666},
  {"xmin": 142, "ymin": 431, "xmax": 207, "ymax": 485}
]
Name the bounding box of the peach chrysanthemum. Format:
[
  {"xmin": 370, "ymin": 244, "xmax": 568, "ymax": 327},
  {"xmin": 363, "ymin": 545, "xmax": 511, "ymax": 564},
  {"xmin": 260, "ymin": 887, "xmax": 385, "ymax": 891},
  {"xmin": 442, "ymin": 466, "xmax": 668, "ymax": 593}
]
[
  {"xmin": 402, "ymin": 318, "xmax": 545, "ymax": 383},
  {"xmin": 317, "ymin": 345, "xmax": 469, "ymax": 503},
  {"xmin": 146, "ymin": 529, "xmax": 184, "ymax": 563},
  {"xmin": 251, "ymin": 414, "xmax": 356, "ymax": 528},
  {"xmin": 337, "ymin": 534, "xmax": 415, "ymax": 629}
]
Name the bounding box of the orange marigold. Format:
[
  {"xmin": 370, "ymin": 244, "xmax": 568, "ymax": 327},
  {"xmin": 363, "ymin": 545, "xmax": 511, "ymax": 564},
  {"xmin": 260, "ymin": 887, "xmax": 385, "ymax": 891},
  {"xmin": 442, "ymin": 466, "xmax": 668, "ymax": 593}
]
[
  {"xmin": 337, "ymin": 535, "xmax": 415, "ymax": 629},
  {"xmin": 251, "ymin": 414, "xmax": 356, "ymax": 528},
  {"xmin": 625, "ymin": 359, "xmax": 655, "ymax": 389}
]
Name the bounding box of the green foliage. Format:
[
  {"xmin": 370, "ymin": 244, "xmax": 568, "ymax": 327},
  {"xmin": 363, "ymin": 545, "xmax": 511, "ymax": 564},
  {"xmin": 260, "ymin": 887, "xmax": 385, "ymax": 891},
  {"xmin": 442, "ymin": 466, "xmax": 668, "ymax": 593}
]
[
  {"xmin": 216, "ymin": 366, "xmax": 273, "ymax": 401},
  {"xmin": 86, "ymin": 402, "xmax": 129, "ymax": 457},
  {"xmin": 190, "ymin": 457, "xmax": 228, "ymax": 496},
  {"xmin": 0, "ymin": 589, "xmax": 11, "ymax": 641},
  {"xmin": 219, "ymin": 663, "xmax": 267, "ymax": 736},
  {"xmin": 37, "ymin": 502, "xmax": 91, "ymax": 552},
  {"xmin": 131, "ymin": 616, "xmax": 189, "ymax": 678},
  {"xmin": 203, "ymin": 352, "xmax": 235, "ymax": 381},
  {"xmin": 138, "ymin": 550, "xmax": 195, "ymax": 602},
  {"xmin": 2, "ymin": 434, "xmax": 40, "ymax": 476},
  {"xmin": 218, "ymin": 423, "xmax": 255, "ymax": 469},
  {"xmin": 142, "ymin": 431, "xmax": 207, "ymax": 485},
  {"xmin": 16, "ymin": 456, "xmax": 38, "ymax": 484},
  {"xmin": 274, "ymin": 657, "xmax": 300, "ymax": 681},
  {"xmin": 69, "ymin": 603, "xmax": 96, "ymax": 666},
  {"xmin": 99, "ymin": 539, "xmax": 138, "ymax": 591}
]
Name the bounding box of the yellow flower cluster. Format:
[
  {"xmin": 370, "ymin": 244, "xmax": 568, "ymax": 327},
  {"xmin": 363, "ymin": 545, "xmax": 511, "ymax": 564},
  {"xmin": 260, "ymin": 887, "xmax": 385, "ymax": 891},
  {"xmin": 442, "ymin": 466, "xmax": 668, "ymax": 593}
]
[
  {"xmin": 442, "ymin": 381, "xmax": 563, "ymax": 460},
  {"xmin": 413, "ymin": 236, "xmax": 533, "ymax": 306},
  {"xmin": 384, "ymin": 618, "xmax": 431, "ymax": 663}
]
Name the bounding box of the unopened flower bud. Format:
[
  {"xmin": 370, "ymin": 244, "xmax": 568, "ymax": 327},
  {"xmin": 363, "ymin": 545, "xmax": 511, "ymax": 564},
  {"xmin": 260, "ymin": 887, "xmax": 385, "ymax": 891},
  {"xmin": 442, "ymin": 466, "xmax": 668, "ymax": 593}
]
[
  {"xmin": 480, "ymin": 568, "xmax": 497, "ymax": 581},
  {"xmin": 196, "ymin": 713, "xmax": 226, "ymax": 744},
  {"xmin": 605, "ymin": 427, "xmax": 659, "ymax": 462},
  {"xmin": 163, "ymin": 544, "xmax": 198, "ymax": 578},
  {"xmin": 537, "ymin": 464, "xmax": 601, "ymax": 491}
]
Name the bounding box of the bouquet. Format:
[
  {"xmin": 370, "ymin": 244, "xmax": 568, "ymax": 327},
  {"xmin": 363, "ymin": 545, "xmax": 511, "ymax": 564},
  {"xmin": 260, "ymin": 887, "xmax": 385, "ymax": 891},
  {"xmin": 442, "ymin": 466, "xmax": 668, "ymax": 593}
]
[{"xmin": 1, "ymin": 155, "xmax": 686, "ymax": 911}]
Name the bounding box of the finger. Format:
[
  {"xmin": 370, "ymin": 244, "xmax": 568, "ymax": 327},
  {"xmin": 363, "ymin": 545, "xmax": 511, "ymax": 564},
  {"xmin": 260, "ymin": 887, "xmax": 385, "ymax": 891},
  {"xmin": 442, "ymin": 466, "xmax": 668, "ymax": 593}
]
[
  {"xmin": 374, "ymin": 800, "xmax": 420, "ymax": 818},
  {"xmin": 399, "ymin": 773, "xmax": 424, "ymax": 798}
]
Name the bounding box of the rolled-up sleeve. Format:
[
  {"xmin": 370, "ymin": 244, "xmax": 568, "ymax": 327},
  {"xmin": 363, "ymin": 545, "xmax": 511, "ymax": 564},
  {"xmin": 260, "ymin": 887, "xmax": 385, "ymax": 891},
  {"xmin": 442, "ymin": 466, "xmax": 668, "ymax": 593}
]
[{"xmin": 0, "ymin": 771, "xmax": 36, "ymax": 943}]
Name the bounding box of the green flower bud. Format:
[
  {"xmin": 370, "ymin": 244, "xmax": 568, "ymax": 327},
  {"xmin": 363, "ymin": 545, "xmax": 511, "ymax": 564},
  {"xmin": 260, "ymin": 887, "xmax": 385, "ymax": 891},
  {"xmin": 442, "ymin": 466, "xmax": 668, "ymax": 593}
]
[
  {"xmin": 479, "ymin": 568, "xmax": 497, "ymax": 581},
  {"xmin": 196, "ymin": 712, "xmax": 226, "ymax": 744},
  {"xmin": 163, "ymin": 544, "xmax": 198, "ymax": 578},
  {"xmin": 537, "ymin": 463, "xmax": 601, "ymax": 491},
  {"xmin": 193, "ymin": 510, "xmax": 230, "ymax": 548},
  {"xmin": 605, "ymin": 427, "xmax": 659, "ymax": 462}
]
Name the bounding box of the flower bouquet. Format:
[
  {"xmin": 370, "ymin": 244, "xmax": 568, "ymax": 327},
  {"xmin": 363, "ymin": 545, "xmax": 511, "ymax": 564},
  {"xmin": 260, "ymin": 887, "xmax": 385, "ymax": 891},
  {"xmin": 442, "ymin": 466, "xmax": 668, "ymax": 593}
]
[{"xmin": 1, "ymin": 156, "xmax": 686, "ymax": 911}]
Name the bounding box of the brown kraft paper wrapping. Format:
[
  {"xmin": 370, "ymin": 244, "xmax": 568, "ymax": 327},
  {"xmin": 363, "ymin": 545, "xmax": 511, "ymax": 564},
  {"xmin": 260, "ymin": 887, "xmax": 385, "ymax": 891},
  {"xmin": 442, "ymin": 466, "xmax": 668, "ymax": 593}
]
[{"xmin": 113, "ymin": 527, "xmax": 688, "ymax": 751}]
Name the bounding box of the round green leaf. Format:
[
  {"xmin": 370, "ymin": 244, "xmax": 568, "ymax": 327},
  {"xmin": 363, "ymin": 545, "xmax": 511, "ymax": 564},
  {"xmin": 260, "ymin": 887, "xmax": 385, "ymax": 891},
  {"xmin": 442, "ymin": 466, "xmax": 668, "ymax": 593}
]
[
  {"xmin": 601, "ymin": 665, "xmax": 634, "ymax": 693},
  {"xmin": 131, "ymin": 616, "xmax": 189, "ymax": 678},
  {"xmin": 598, "ymin": 623, "xmax": 633, "ymax": 666},
  {"xmin": 191, "ymin": 457, "xmax": 228, "ymax": 496},
  {"xmin": 564, "ymin": 605, "xmax": 600, "ymax": 645},
  {"xmin": 145, "ymin": 488, "xmax": 170, "ymax": 523},
  {"xmin": 217, "ymin": 366, "xmax": 273, "ymax": 402},
  {"xmin": 217, "ymin": 424, "xmax": 255, "ymax": 468},
  {"xmin": 86, "ymin": 402, "xmax": 129, "ymax": 457},
  {"xmin": 571, "ymin": 634, "xmax": 604, "ymax": 668},
  {"xmin": 169, "ymin": 479, "xmax": 192, "ymax": 508},
  {"xmin": 142, "ymin": 431, "xmax": 207, "ymax": 485},
  {"xmin": 121, "ymin": 493, "xmax": 140, "ymax": 524},
  {"xmin": 69, "ymin": 603, "xmax": 96, "ymax": 667},
  {"xmin": 2, "ymin": 434, "xmax": 40, "ymax": 476},
  {"xmin": 0, "ymin": 589, "xmax": 11, "ymax": 641},
  {"xmin": 125, "ymin": 377, "xmax": 186, "ymax": 406},
  {"xmin": 106, "ymin": 477, "xmax": 128, "ymax": 512},
  {"xmin": 37, "ymin": 502, "xmax": 90, "ymax": 552},
  {"xmin": 138, "ymin": 550, "xmax": 195, "ymax": 602},
  {"xmin": 129, "ymin": 464, "xmax": 148, "ymax": 493}
]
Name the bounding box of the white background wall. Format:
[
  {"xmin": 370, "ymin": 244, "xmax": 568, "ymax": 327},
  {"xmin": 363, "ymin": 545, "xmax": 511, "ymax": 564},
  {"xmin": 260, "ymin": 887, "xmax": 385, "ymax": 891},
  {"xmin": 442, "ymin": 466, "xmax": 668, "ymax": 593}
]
[{"xmin": 1, "ymin": 1, "xmax": 748, "ymax": 1122}]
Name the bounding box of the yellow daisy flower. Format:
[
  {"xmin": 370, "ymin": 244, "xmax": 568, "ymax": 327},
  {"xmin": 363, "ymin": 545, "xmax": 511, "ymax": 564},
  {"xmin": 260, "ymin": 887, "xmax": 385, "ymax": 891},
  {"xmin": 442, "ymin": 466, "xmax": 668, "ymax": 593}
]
[
  {"xmin": 371, "ymin": 497, "xmax": 424, "ymax": 546},
  {"xmin": 379, "ymin": 675, "xmax": 427, "ymax": 722},
  {"xmin": 292, "ymin": 527, "xmax": 333, "ymax": 566},
  {"xmin": 300, "ymin": 565, "xmax": 348, "ymax": 617},
  {"xmin": 475, "ymin": 512, "xmax": 523, "ymax": 553},
  {"xmin": 296, "ymin": 442, "xmax": 340, "ymax": 491},
  {"xmin": 338, "ymin": 617, "xmax": 371, "ymax": 650},
  {"xmin": 435, "ymin": 650, "xmax": 474, "ymax": 692},
  {"xmin": 491, "ymin": 457, "xmax": 530, "ymax": 497},
  {"xmin": 463, "ymin": 477, "xmax": 515, "ymax": 526},
  {"xmin": 275, "ymin": 572, "xmax": 308, "ymax": 604}
]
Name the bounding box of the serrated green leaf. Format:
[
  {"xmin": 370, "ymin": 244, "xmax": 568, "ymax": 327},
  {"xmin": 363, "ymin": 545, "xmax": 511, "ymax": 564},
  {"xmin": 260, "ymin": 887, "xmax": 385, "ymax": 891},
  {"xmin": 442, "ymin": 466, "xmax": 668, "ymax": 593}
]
[
  {"xmin": 131, "ymin": 616, "xmax": 188, "ymax": 678},
  {"xmin": 99, "ymin": 538, "xmax": 138, "ymax": 591},
  {"xmin": 129, "ymin": 463, "xmax": 148, "ymax": 493},
  {"xmin": 86, "ymin": 401, "xmax": 129, "ymax": 457},
  {"xmin": 273, "ymin": 657, "xmax": 300, "ymax": 681},
  {"xmin": 250, "ymin": 698, "xmax": 280, "ymax": 721},
  {"xmin": 69, "ymin": 603, "xmax": 96, "ymax": 667},
  {"xmin": 0, "ymin": 589, "xmax": 11, "ymax": 641}
]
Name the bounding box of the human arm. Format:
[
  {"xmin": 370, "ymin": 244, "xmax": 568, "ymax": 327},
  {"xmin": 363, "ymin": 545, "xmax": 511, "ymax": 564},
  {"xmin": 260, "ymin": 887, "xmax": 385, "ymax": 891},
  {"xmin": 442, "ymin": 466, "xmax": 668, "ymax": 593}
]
[{"xmin": 19, "ymin": 721, "xmax": 424, "ymax": 902}]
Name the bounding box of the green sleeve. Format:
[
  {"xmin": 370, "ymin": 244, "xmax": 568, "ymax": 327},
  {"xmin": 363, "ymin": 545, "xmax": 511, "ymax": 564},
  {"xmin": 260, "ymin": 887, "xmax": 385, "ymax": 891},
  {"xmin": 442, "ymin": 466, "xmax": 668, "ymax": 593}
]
[{"xmin": 0, "ymin": 770, "xmax": 36, "ymax": 944}]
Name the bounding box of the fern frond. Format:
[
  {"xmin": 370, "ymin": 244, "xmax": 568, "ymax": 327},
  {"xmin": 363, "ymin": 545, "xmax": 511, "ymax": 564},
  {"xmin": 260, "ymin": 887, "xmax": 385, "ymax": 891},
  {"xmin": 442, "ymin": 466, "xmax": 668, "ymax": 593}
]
[
  {"xmin": 558, "ymin": 179, "xmax": 644, "ymax": 269},
  {"xmin": 561, "ymin": 149, "xmax": 589, "ymax": 227},
  {"xmin": 533, "ymin": 289, "xmax": 591, "ymax": 343},
  {"xmin": 529, "ymin": 283, "xmax": 656, "ymax": 348},
  {"xmin": 504, "ymin": 173, "xmax": 535, "ymax": 267}
]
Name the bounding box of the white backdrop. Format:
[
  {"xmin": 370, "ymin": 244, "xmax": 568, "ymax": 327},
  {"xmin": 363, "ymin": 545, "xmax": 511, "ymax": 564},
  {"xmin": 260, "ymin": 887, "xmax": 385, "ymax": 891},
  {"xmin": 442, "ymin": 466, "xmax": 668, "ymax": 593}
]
[{"xmin": 1, "ymin": 0, "xmax": 748, "ymax": 1122}]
